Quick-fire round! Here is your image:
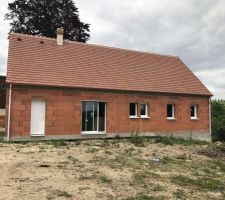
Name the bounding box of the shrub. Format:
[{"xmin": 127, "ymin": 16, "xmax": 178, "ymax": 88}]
[
  {"xmin": 130, "ymin": 133, "xmax": 145, "ymax": 147},
  {"xmin": 211, "ymin": 99, "xmax": 225, "ymax": 141},
  {"xmin": 154, "ymin": 136, "xmax": 208, "ymax": 146}
]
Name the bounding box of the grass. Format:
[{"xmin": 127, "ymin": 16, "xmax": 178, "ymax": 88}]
[
  {"xmin": 56, "ymin": 190, "xmax": 73, "ymax": 198},
  {"xmin": 171, "ymin": 175, "xmax": 225, "ymax": 191},
  {"xmin": 100, "ymin": 175, "xmax": 112, "ymax": 183},
  {"xmin": 154, "ymin": 136, "xmax": 209, "ymax": 146},
  {"xmin": 124, "ymin": 195, "xmax": 166, "ymax": 200},
  {"xmin": 173, "ymin": 189, "xmax": 186, "ymax": 199},
  {"xmin": 43, "ymin": 140, "xmax": 68, "ymax": 148},
  {"xmin": 0, "ymin": 137, "xmax": 225, "ymax": 199},
  {"xmin": 130, "ymin": 133, "xmax": 146, "ymax": 147},
  {"xmin": 152, "ymin": 184, "xmax": 164, "ymax": 192},
  {"xmin": 0, "ymin": 131, "xmax": 4, "ymax": 142}
]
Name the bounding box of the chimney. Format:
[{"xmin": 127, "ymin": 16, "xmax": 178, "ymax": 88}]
[{"xmin": 56, "ymin": 28, "xmax": 64, "ymax": 45}]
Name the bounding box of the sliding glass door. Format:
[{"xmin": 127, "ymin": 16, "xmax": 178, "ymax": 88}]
[{"xmin": 82, "ymin": 101, "xmax": 106, "ymax": 133}]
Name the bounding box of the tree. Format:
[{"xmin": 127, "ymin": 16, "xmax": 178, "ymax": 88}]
[
  {"xmin": 211, "ymin": 99, "xmax": 225, "ymax": 141},
  {"xmin": 5, "ymin": 0, "xmax": 90, "ymax": 43}
]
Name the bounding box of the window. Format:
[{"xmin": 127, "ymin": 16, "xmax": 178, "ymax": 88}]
[
  {"xmin": 82, "ymin": 101, "xmax": 106, "ymax": 133},
  {"xmin": 140, "ymin": 103, "xmax": 149, "ymax": 118},
  {"xmin": 167, "ymin": 104, "xmax": 175, "ymax": 119},
  {"xmin": 191, "ymin": 105, "xmax": 198, "ymax": 119},
  {"xmin": 129, "ymin": 103, "xmax": 138, "ymax": 118}
]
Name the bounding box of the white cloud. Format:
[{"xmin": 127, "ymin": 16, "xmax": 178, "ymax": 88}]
[{"xmin": 1, "ymin": 0, "xmax": 225, "ymax": 98}]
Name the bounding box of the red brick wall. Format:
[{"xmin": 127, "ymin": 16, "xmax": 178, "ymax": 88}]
[
  {"xmin": 5, "ymin": 87, "xmax": 210, "ymax": 138},
  {"xmin": 0, "ymin": 116, "xmax": 5, "ymax": 128}
]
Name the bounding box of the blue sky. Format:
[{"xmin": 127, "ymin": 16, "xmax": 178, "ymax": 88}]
[{"xmin": 1, "ymin": 0, "xmax": 225, "ymax": 98}]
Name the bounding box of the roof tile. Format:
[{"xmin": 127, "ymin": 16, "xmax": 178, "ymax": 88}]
[{"xmin": 6, "ymin": 33, "xmax": 212, "ymax": 96}]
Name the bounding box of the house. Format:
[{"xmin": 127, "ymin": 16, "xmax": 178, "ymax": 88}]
[
  {"xmin": 5, "ymin": 29, "xmax": 212, "ymax": 141},
  {"xmin": 0, "ymin": 75, "xmax": 6, "ymax": 130}
]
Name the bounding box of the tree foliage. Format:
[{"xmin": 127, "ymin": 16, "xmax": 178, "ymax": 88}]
[
  {"xmin": 5, "ymin": 0, "xmax": 90, "ymax": 42},
  {"xmin": 211, "ymin": 99, "xmax": 225, "ymax": 141}
]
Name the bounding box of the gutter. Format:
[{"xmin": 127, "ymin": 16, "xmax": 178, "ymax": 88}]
[{"xmin": 7, "ymin": 84, "xmax": 12, "ymax": 142}]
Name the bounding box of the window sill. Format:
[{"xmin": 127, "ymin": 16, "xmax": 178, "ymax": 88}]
[
  {"xmin": 141, "ymin": 116, "xmax": 150, "ymax": 119},
  {"xmin": 129, "ymin": 116, "xmax": 139, "ymax": 119},
  {"xmin": 191, "ymin": 117, "xmax": 199, "ymax": 120},
  {"xmin": 81, "ymin": 132, "xmax": 106, "ymax": 135},
  {"xmin": 167, "ymin": 117, "xmax": 176, "ymax": 120},
  {"xmin": 30, "ymin": 134, "xmax": 45, "ymax": 137}
]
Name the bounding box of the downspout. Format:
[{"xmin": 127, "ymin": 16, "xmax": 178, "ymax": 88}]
[
  {"xmin": 209, "ymin": 97, "xmax": 212, "ymax": 136},
  {"xmin": 7, "ymin": 84, "xmax": 12, "ymax": 142}
]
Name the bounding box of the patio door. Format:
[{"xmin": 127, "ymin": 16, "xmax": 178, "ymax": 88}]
[{"xmin": 82, "ymin": 101, "xmax": 106, "ymax": 133}]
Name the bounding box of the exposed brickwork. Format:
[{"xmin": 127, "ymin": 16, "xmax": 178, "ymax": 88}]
[
  {"xmin": 5, "ymin": 86, "xmax": 210, "ymax": 139},
  {"xmin": 0, "ymin": 116, "xmax": 5, "ymax": 128}
]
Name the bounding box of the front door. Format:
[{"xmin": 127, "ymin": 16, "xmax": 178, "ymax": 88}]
[
  {"xmin": 82, "ymin": 101, "xmax": 106, "ymax": 133},
  {"xmin": 30, "ymin": 99, "xmax": 45, "ymax": 136}
]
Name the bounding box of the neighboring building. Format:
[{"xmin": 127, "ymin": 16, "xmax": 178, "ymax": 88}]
[
  {"xmin": 0, "ymin": 75, "xmax": 6, "ymax": 130},
  {"xmin": 5, "ymin": 30, "xmax": 212, "ymax": 141}
]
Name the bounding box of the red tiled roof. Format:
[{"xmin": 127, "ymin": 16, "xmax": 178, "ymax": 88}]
[{"xmin": 6, "ymin": 33, "xmax": 212, "ymax": 96}]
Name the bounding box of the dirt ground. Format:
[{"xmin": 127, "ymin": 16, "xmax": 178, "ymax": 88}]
[{"xmin": 0, "ymin": 138, "xmax": 224, "ymax": 200}]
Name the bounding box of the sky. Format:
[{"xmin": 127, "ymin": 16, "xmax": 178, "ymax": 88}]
[{"xmin": 0, "ymin": 0, "xmax": 225, "ymax": 99}]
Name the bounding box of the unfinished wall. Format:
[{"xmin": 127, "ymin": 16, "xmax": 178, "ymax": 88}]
[{"xmin": 5, "ymin": 86, "xmax": 210, "ymax": 141}]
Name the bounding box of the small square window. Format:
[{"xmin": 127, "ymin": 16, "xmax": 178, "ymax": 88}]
[
  {"xmin": 129, "ymin": 103, "xmax": 138, "ymax": 117},
  {"xmin": 167, "ymin": 104, "xmax": 175, "ymax": 119},
  {"xmin": 140, "ymin": 103, "xmax": 149, "ymax": 118},
  {"xmin": 191, "ymin": 105, "xmax": 198, "ymax": 119}
]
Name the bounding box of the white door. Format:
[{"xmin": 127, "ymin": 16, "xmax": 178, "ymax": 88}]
[{"xmin": 30, "ymin": 99, "xmax": 45, "ymax": 136}]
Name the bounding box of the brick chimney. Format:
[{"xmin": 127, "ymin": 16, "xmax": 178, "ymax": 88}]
[{"xmin": 56, "ymin": 28, "xmax": 64, "ymax": 45}]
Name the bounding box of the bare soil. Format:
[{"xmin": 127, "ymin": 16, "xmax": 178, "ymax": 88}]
[{"xmin": 0, "ymin": 139, "xmax": 224, "ymax": 200}]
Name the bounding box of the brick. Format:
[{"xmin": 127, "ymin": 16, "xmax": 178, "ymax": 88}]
[{"xmin": 7, "ymin": 87, "xmax": 210, "ymax": 138}]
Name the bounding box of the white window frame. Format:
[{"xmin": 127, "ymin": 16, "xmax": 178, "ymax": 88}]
[
  {"xmin": 167, "ymin": 104, "xmax": 176, "ymax": 120},
  {"xmin": 129, "ymin": 103, "xmax": 138, "ymax": 118},
  {"xmin": 0, "ymin": 109, "xmax": 6, "ymax": 116},
  {"xmin": 191, "ymin": 105, "xmax": 198, "ymax": 120},
  {"xmin": 81, "ymin": 101, "xmax": 107, "ymax": 134},
  {"xmin": 140, "ymin": 103, "xmax": 149, "ymax": 118}
]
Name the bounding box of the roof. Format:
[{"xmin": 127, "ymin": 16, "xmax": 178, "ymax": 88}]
[{"xmin": 6, "ymin": 33, "xmax": 212, "ymax": 96}]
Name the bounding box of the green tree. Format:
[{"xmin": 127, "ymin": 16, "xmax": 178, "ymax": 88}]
[
  {"xmin": 5, "ymin": 0, "xmax": 90, "ymax": 43},
  {"xmin": 211, "ymin": 99, "xmax": 225, "ymax": 141}
]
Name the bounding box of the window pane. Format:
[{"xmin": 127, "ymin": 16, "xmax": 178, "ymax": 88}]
[
  {"xmin": 130, "ymin": 103, "xmax": 136, "ymax": 116},
  {"xmin": 141, "ymin": 104, "xmax": 146, "ymax": 116},
  {"xmin": 98, "ymin": 102, "xmax": 105, "ymax": 131},
  {"xmin": 191, "ymin": 105, "xmax": 195, "ymax": 117},
  {"xmin": 167, "ymin": 104, "xmax": 173, "ymax": 118}
]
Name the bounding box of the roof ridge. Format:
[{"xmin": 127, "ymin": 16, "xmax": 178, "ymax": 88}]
[{"xmin": 10, "ymin": 32, "xmax": 178, "ymax": 59}]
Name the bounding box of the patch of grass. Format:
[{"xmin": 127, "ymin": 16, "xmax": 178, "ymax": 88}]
[
  {"xmin": 67, "ymin": 155, "xmax": 80, "ymax": 164},
  {"xmin": 211, "ymin": 160, "xmax": 225, "ymax": 172},
  {"xmin": 171, "ymin": 175, "xmax": 225, "ymax": 191},
  {"xmin": 173, "ymin": 189, "xmax": 186, "ymax": 199},
  {"xmin": 44, "ymin": 140, "xmax": 68, "ymax": 148},
  {"xmin": 152, "ymin": 184, "xmax": 164, "ymax": 192},
  {"xmin": 131, "ymin": 171, "xmax": 160, "ymax": 187},
  {"xmin": 124, "ymin": 195, "xmax": 166, "ymax": 200},
  {"xmin": 155, "ymin": 136, "xmax": 209, "ymax": 146},
  {"xmin": 130, "ymin": 133, "xmax": 145, "ymax": 147},
  {"xmin": 0, "ymin": 131, "xmax": 4, "ymax": 142},
  {"xmin": 56, "ymin": 190, "xmax": 72, "ymax": 198},
  {"xmin": 104, "ymin": 150, "xmax": 113, "ymax": 155},
  {"xmin": 100, "ymin": 175, "xmax": 112, "ymax": 183},
  {"xmin": 86, "ymin": 147, "xmax": 99, "ymax": 153}
]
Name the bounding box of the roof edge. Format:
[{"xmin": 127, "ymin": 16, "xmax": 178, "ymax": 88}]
[{"xmin": 6, "ymin": 82, "xmax": 213, "ymax": 97}]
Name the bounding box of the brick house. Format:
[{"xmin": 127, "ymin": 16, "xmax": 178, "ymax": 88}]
[
  {"xmin": 5, "ymin": 29, "xmax": 212, "ymax": 141},
  {"xmin": 0, "ymin": 75, "xmax": 6, "ymax": 130}
]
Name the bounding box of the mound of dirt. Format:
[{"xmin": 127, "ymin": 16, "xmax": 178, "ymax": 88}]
[{"xmin": 199, "ymin": 146, "xmax": 225, "ymax": 161}]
